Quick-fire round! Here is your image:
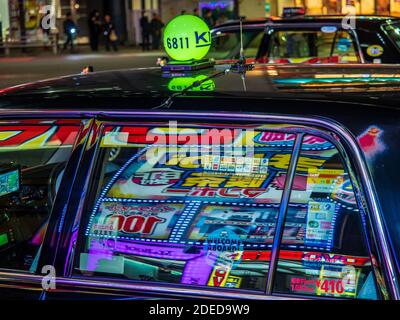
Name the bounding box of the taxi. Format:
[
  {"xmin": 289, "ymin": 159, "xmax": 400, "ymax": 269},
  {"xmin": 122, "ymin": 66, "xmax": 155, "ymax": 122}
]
[
  {"xmin": 0, "ymin": 15, "xmax": 399, "ymax": 300},
  {"xmin": 209, "ymin": 12, "xmax": 400, "ymax": 64}
]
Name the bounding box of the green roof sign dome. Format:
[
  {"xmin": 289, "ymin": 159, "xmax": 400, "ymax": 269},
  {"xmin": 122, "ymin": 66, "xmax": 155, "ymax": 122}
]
[{"xmin": 163, "ymin": 15, "xmax": 212, "ymax": 61}]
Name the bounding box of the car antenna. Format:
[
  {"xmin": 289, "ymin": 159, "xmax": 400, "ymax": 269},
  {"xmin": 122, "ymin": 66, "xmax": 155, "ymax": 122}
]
[
  {"xmin": 239, "ymin": 16, "xmax": 245, "ymax": 66},
  {"xmin": 235, "ymin": 16, "xmax": 251, "ymax": 92},
  {"xmin": 240, "ymin": 16, "xmax": 247, "ymax": 92}
]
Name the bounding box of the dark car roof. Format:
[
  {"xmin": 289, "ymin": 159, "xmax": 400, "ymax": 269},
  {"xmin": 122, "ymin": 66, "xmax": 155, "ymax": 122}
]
[
  {"xmin": 2, "ymin": 64, "xmax": 400, "ymax": 111},
  {"xmin": 215, "ymin": 15, "xmax": 400, "ymax": 28}
]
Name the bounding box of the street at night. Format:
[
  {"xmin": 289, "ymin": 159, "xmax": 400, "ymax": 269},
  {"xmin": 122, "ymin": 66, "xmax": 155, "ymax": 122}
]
[
  {"xmin": 1, "ymin": 0, "xmax": 400, "ymax": 312},
  {"xmin": 0, "ymin": 49, "xmax": 161, "ymax": 88}
]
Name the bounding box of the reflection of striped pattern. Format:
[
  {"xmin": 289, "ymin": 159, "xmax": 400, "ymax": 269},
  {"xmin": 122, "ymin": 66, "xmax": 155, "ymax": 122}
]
[
  {"xmin": 297, "ymin": 226, "xmax": 306, "ymax": 239},
  {"xmin": 0, "ymin": 124, "xmax": 80, "ymax": 149},
  {"xmin": 242, "ymin": 250, "xmax": 370, "ymax": 267}
]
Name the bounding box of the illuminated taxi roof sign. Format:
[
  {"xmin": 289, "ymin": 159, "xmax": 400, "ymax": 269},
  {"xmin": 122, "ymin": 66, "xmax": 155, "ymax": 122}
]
[
  {"xmin": 162, "ymin": 15, "xmax": 215, "ymax": 72},
  {"xmin": 163, "ymin": 15, "xmax": 212, "ymax": 61}
]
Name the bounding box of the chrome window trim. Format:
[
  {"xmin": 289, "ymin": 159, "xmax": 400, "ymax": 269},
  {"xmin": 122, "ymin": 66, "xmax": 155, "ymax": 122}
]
[
  {"xmin": 38, "ymin": 118, "xmax": 96, "ymax": 274},
  {"xmin": 265, "ymin": 22, "xmax": 345, "ymax": 29},
  {"xmin": 211, "ymin": 24, "xmax": 268, "ymax": 34},
  {"xmin": 349, "ymin": 28, "xmax": 366, "ymax": 64},
  {"xmin": 266, "ymin": 133, "xmax": 304, "ymax": 294},
  {"xmin": 0, "ymin": 271, "xmax": 299, "ymax": 300},
  {"xmin": 0, "ymin": 109, "xmax": 397, "ymax": 299}
]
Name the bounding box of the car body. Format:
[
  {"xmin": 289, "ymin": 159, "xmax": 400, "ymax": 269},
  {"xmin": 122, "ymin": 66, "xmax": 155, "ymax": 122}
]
[
  {"xmin": 208, "ymin": 15, "xmax": 400, "ymax": 65},
  {"xmin": 0, "ymin": 63, "xmax": 400, "ymax": 300}
]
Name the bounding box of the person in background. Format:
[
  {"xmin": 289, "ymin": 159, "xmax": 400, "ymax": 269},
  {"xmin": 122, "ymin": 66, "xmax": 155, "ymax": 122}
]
[
  {"xmin": 88, "ymin": 10, "xmax": 101, "ymax": 52},
  {"xmin": 62, "ymin": 12, "xmax": 77, "ymax": 53},
  {"xmin": 203, "ymin": 9, "xmax": 214, "ymax": 28},
  {"xmin": 193, "ymin": 8, "xmax": 200, "ymax": 16},
  {"xmin": 216, "ymin": 13, "xmax": 227, "ymax": 26},
  {"xmin": 0, "ymin": 19, "xmax": 3, "ymax": 45},
  {"xmin": 181, "ymin": 10, "xmax": 187, "ymax": 15},
  {"xmin": 140, "ymin": 10, "xmax": 150, "ymax": 51},
  {"xmin": 103, "ymin": 14, "xmax": 118, "ymax": 52},
  {"xmin": 150, "ymin": 13, "xmax": 164, "ymax": 50}
]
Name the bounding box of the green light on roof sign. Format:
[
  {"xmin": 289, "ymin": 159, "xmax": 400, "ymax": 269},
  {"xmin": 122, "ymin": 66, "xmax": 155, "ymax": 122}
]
[
  {"xmin": 168, "ymin": 75, "xmax": 215, "ymax": 92},
  {"xmin": 163, "ymin": 15, "xmax": 212, "ymax": 61},
  {"xmin": 0, "ymin": 233, "xmax": 8, "ymax": 247}
]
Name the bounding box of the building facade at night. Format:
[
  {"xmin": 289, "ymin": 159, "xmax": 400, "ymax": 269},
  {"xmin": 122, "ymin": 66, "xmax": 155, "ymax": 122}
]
[
  {"xmin": 158, "ymin": 0, "xmax": 400, "ymax": 20},
  {"xmin": 270, "ymin": 0, "xmax": 400, "ymax": 16},
  {"xmin": 0, "ymin": 0, "xmax": 130, "ymax": 43},
  {"xmin": 0, "ymin": 0, "xmax": 55, "ymax": 42}
]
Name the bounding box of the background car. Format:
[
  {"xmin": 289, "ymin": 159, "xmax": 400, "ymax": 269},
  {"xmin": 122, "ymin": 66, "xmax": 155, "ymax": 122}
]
[{"xmin": 208, "ymin": 15, "xmax": 400, "ymax": 64}]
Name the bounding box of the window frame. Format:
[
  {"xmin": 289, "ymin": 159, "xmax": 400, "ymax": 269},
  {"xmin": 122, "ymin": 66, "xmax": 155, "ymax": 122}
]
[{"xmin": 60, "ymin": 111, "xmax": 397, "ymax": 300}]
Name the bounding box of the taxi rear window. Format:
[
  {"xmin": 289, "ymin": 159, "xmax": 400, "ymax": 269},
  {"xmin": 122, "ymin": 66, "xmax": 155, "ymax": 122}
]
[{"xmin": 76, "ymin": 123, "xmax": 377, "ymax": 298}]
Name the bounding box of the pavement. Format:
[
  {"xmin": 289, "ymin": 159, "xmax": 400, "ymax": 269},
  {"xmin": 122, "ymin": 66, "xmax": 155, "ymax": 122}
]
[{"xmin": 0, "ymin": 46, "xmax": 164, "ymax": 89}]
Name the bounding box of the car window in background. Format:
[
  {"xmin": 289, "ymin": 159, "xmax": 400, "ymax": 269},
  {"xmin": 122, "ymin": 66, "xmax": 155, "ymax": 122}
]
[
  {"xmin": 273, "ymin": 135, "xmax": 378, "ymax": 299},
  {"xmin": 0, "ymin": 120, "xmax": 81, "ymax": 272},
  {"xmin": 243, "ymin": 32, "xmax": 264, "ymax": 58},
  {"xmin": 265, "ymin": 29, "xmax": 359, "ymax": 64},
  {"xmin": 77, "ymin": 124, "xmax": 300, "ymax": 292},
  {"xmin": 208, "ymin": 30, "xmax": 263, "ymax": 60}
]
